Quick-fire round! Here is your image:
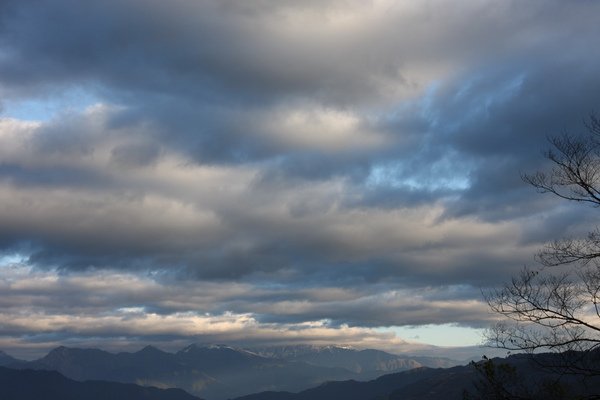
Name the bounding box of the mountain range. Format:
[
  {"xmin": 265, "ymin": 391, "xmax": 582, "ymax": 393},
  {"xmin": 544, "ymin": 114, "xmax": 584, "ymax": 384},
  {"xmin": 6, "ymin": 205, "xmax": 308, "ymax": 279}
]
[
  {"xmin": 1, "ymin": 344, "xmax": 459, "ymax": 399},
  {"xmin": 3, "ymin": 349, "xmax": 600, "ymax": 400}
]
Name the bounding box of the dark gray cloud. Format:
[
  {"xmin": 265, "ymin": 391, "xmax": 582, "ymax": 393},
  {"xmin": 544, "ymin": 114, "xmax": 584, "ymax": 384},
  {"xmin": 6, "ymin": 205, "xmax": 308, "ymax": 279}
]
[{"xmin": 0, "ymin": 0, "xmax": 599, "ymax": 354}]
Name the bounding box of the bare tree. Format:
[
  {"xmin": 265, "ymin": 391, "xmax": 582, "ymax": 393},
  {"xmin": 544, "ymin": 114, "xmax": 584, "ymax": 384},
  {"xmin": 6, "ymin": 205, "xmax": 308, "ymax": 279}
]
[{"xmin": 485, "ymin": 115, "xmax": 600, "ymax": 382}]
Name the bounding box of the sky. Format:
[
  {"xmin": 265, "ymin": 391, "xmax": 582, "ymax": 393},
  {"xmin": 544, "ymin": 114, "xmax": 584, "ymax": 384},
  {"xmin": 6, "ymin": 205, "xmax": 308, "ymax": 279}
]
[{"xmin": 1, "ymin": 0, "xmax": 600, "ymax": 360}]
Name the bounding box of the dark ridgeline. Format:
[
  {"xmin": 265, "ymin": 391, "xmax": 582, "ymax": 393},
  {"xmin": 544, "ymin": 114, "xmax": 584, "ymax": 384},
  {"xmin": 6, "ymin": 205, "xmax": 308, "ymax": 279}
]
[
  {"xmin": 0, "ymin": 367, "xmax": 201, "ymax": 400},
  {"xmin": 234, "ymin": 352, "xmax": 600, "ymax": 400},
  {"xmin": 233, "ymin": 366, "xmax": 471, "ymax": 400}
]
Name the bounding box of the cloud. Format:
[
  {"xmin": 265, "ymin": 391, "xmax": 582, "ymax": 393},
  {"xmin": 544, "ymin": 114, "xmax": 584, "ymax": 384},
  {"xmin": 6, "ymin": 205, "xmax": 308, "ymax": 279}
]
[
  {"xmin": 0, "ymin": 0, "xmax": 600, "ymax": 353},
  {"xmin": 0, "ymin": 264, "xmax": 493, "ymax": 358}
]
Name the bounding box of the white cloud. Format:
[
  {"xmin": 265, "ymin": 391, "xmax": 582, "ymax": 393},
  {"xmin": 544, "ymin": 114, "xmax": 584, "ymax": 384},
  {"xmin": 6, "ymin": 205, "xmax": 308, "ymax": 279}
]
[{"xmin": 256, "ymin": 105, "xmax": 387, "ymax": 152}]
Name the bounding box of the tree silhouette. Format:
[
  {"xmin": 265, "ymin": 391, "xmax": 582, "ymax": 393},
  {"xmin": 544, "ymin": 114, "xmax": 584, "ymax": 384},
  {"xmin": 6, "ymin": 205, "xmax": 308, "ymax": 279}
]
[{"xmin": 483, "ymin": 115, "xmax": 600, "ymax": 398}]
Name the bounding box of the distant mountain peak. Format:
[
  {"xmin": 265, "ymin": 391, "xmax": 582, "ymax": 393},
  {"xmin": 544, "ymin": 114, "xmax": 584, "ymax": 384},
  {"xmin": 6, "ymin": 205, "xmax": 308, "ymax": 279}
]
[
  {"xmin": 251, "ymin": 344, "xmax": 360, "ymax": 358},
  {"xmin": 45, "ymin": 346, "xmax": 71, "ymax": 358},
  {"xmin": 206, "ymin": 344, "xmax": 235, "ymax": 350},
  {"xmin": 316, "ymin": 344, "xmax": 357, "ymax": 352},
  {"xmin": 177, "ymin": 344, "xmax": 264, "ymax": 360},
  {"xmin": 138, "ymin": 345, "xmax": 162, "ymax": 353},
  {"xmin": 179, "ymin": 343, "xmax": 215, "ymax": 353},
  {"xmin": 180, "ymin": 343, "xmax": 240, "ymax": 352},
  {"xmin": 178, "ymin": 343, "xmax": 233, "ymax": 354}
]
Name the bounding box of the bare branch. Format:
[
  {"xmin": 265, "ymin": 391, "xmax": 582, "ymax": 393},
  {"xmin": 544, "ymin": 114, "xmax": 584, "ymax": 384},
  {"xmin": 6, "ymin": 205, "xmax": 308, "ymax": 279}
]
[{"xmin": 486, "ymin": 115, "xmax": 600, "ymax": 385}]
